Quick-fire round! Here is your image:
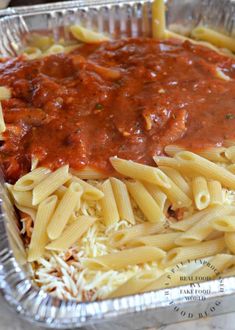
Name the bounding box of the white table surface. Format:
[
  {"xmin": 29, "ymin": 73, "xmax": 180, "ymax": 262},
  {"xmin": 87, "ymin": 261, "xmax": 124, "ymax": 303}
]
[{"xmin": 1, "ymin": 295, "xmax": 235, "ymax": 330}]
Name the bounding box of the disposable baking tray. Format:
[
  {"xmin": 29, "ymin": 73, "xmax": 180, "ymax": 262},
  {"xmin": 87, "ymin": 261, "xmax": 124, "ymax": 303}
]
[{"xmin": 1, "ymin": 0, "xmax": 235, "ymax": 328}]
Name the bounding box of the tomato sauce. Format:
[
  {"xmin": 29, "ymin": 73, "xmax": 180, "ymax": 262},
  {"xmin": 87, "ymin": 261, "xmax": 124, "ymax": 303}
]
[{"xmin": 1, "ymin": 38, "xmax": 235, "ymax": 182}]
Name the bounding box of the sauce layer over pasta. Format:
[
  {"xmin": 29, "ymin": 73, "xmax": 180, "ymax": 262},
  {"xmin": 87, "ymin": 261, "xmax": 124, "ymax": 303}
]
[{"xmin": 1, "ymin": 38, "xmax": 235, "ymax": 182}]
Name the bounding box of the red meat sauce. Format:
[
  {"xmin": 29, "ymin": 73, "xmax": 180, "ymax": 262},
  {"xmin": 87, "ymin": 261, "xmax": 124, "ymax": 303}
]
[{"xmin": 1, "ymin": 37, "xmax": 235, "ymax": 183}]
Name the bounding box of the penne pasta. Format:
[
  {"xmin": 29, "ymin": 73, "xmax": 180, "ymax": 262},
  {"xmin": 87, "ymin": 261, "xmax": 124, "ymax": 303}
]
[
  {"xmin": 211, "ymin": 215, "xmax": 235, "ymax": 232},
  {"xmin": 15, "ymin": 203, "xmax": 36, "ymax": 222},
  {"xmin": 208, "ymin": 180, "xmax": 223, "ymax": 205},
  {"xmin": 70, "ymin": 25, "xmax": 110, "ymax": 43},
  {"xmin": 47, "ymin": 182, "xmax": 83, "ymax": 240},
  {"xmin": 153, "ymin": 155, "xmax": 179, "ymax": 168},
  {"xmin": 23, "ymin": 47, "xmax": 42, "ymax": 60},
  {"xmin": 170, "ymin": 208, "xmax": 211, "ymax": 231},
  {"xmin": 7, "ymin": 185, "xmax": 34, "ymax": 209},
  {"xmin": 159, "ymin": 166, "xmax": 191, "ymax": 197},
  {"xmin": 126, "ymin": 180, "xmax": 164, "ymax": 223},
  {"xmin": 83, "ymin": 246, "xmax": 166, "ymax": 270},
  {"xmin": 162, "ymin": 238, "xmax": 225, "ymax": 267},
  {"xmin": 143, "ymin": 182, "xmax": 167, "ymax": 211},
  {"xmin": 0, "ymin": 102, "xmax": 6, "ymax": 134},
  {"xmin": 109, "ymin": 222, "xmax": 167, "ymax": 247},
  {"xmin": 127, "ymin": 232, "xmax": 180, "ymax": 251},
  {"xmin": 100, "ymin": 179, "xmax": 119, "ymax": 227},
  {"xmin": 152, "ymin": 0, "xmax": 166, "ymax": 39},
  {"xmin": 165, "ymin": 145, "xmax": 185, "ymax": 156},
  {"xmin": 32, "ymin": 165, "xmax": 71, "ymax": 205},
  {"xmin": 46, "ymin": 216, "xmax": 96, "ymax": 251},
  {"xmin": 71, "ymin": 167, "xmax": 108, "ymax": 179},
  {"xmin": 225, "ymin": 146, "xmax": 235, "ymax": 163},
  {"xmin": 14, "ymin": 167, "xmax": 51, "ymax": 192},
  {"xmin": 110, "ymin": 157, "xmax": 170, "ymax": 188},
  {"xmin": 191, "ymin": 26, "xmax": 235, "ymax": 53},
  {"xmin": 175, "ymin": 151, "xmax": 235, "ymax": 190},
  {"xmin": 192, "ymin": 176, "xmax": 210, "ymax": 210},
  {"xmin": 197, "ymin": 147, "xmax": 227, "ymax": 163},
  {"xmin": 175, "ymin": 205, "xmax": 233, "ymax": 246},
  {"xmin": 110, "ymin": 177, "xmax": 135, "ymax": 224},
  {"xmin": 27, "ymin": 195, "xmax": 58, "ymax": 262},
  {"xmin": 70, "ymin": 176, "xmax": 104, "ymax": 200},
  {"xmin": 142, "ymin": 271, "xmax": 186, "ymax": 292},
  {"xmin": 108, "ymin": 270, "xmax": 163, "ymax": 298},
  {"xmin": 224, "ymin": 232, "xmax": 235, "ymax": 254}
]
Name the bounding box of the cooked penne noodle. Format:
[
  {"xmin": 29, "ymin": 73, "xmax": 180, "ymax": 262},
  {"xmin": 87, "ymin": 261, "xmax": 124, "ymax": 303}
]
[
  {"xmin": 70, "ymin": 176, "xmax": 104, "ymax": 200},
  {"xmin": 0, "ymin": 86, "xmax": 11, "ymax": 100},
  {"xmin": 100, "ymin": 179, "xmax": 119, "ymax": 227},
  {"xmin": 32, "ymin": 165, "xmax": 71, "ymax": 205},
  {"xmin": 46, "ymin": 216, "xmax": 96, "ymax": 251},
  {"xmin": 191, "ymin": 254, "xmax": 234, "ymax": 279},
  {"xmin": 142, "ymin": 271, "xmax": 186, "ymax": 292},
  {"xmin": 83, "ymin": 246, "xmax": 166, "ymax": 270},
  {"xmin": 15, "ymin": 203, "xmax": 36, "ymax": 222},
  {"xmin": 71, "ymin": 167, "xmax": 108, "ymax": 179},
  {"xmin": 108, "ymin": 270, "xmax": 163, "ymax": 298},
  {"xmin": 152, "ymin": 0, "xmax": 166, "ymax": 39},
  {"xmin": 31, "ymin": 156, "xmax": 39, "ymax": 171},
  {"xmin": 192, "ymin": 176, "xmax": 210, "ymax": 210},
  {"xmin": 175, "ymin": 151, "xmax": 235, "ymax": 190},
  {"xmin": 159, "ymin": 166, "xmax": 191, "ymax": 197},
  {"xmin": 224, "ymin": 232, "xmax": 235, "ymax": 254},
  {"xmin": 14, "ymin": 167, "xmax": 51, "ymax": 192},
  {"xmin": 198, "ymin": 147, "xmax": 227, "ymax": 162},
  {"xmin": 175, "ymin": 205, "xmax": 233, "ymax": 246},
  {"xmin": 191, "ymin": 26, "xmax": 235, "ymax": 53},
  {"xmin": 208, "ymin": 180, "xmax": 223, "ymax": 205},
  {"xmin": 162, "ymin": 238, "xmax": 225, "ymax": 267},
  {"xmin": 23, "ymin": 47, "xmax": 42, "ymax": 60},
  {"xmin": 54, "ymin": 185, "xmax": 67, "ymax": 199},
  {"xmin": 211, "ymin": 215, "xmax": 235, "ymax": 232},
  {"xmin": 165, "ymin": 145, "xmax": 185, "ymax": 156},
  {"xmin": 0, "ymin": 102, "xmax": 6, "ymax": 134},
  {"xmin": 126, "ymin": 180, "xmax": 164, "ymax": 223},
  {"xmin": 27, "ymin": 195, "xmax": 58, "ymax": 262},
  {"xmin": 170, "ymin": 208, "xmax": 211, "ymax": 231},
  {"xmin": 45, "ymin": 44, "xmax": 65, "ymax": 55},
  {"xmin": 110, "ymin": 177, "xmax": 135, "ymax": 224},
  {"xmin": 225, "ymin": 146, "xmax": 235, "ymax": 163},
  {"xmin": 143, "ymin": 182, "xmax": 167, "ymax": 211},
  {"xmin": 70, "ymin": 25, "xmax": 110, "ymax": 43},
  {"xmin": 221, "ymin": 266, "xmax": 235, "ymax": 277},
  {"xmin": 227, "ymin": 164, "xmax": 235, "ymax": 175},
  {"xmin": 110, "ymin": 157, "xmax": 170, "ymax": 188},
  {"xmin": 109, "ymin": 222, "xmax": 166, "ymax": 247},
  {"xmin": 128, "ymin": 232, "xmax": 180, "ymax": 251},
  {"xmin": 47, "ymin": 182, "xmax": 83, "ymax": 240},
  {"xmin": 7, "ymin": 185, "xmax": 34, "ymax": 209},
  {"xmin": 153, "ymin": 155, "xmax": 179, "ymax": 168}
]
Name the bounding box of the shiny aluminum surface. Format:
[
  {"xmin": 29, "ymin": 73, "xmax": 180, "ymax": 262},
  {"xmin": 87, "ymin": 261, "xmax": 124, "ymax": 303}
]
[{"xmin": 0, "ymin": 1, "xmax": 235, "ymax": 328}]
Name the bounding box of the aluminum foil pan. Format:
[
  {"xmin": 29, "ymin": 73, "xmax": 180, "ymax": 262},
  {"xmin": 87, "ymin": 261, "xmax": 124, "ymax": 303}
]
[{"xmin": 1, "ymin": 0, "xmax": 235, "ymax": 329}]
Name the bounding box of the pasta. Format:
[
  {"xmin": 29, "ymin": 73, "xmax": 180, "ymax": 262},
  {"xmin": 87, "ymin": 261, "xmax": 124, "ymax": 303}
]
[
  {"xmin": 192, "ymin": 176, "xmax": 210, "ymax": 210},
  {"xmin": 208, "ymin": 180, "xmax": 223, "ymax": 205},
  {"xmin": 0, "ymin": 102, "xmax": 6, "ymax": 134},
  {"xmin": 70, "ymin": 25, "xmax": 110, "ymax": 43},
  {"xmin": 100, "ymin": 179, "xmax": 120, "ymax": 227},
  {"xmin": 152, "ymin": 0, "xmax": 166, "ymax": 39},
  {"xmin": 0, "ymin": 86, "xmax": 11, "ymax": 100}
]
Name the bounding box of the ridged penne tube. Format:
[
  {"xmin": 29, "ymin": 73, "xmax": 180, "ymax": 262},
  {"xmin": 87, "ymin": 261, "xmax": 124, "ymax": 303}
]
[
  {"xmin": 175, "ymin": 205, "xmax": 233, "ymax": 246},
  {"xmin": 27, "ymin": 195, "xmax": 58, "ymax": 262},
  {"xmin": 208, "ymin": 180, "xmax": 223, "ymax": 205},
  {"xmin": 142, "ymin": 271, "xmax": 186, "ymax": 292},
  {"xmin": 83, "ymin": 246, "xmax": 166, "ymax": 270},
  {"xmin": 153, "ymin": 155, "xmax": 179, "ymax": 168},
  {"xmin": 191, "ymin": 254, "xmax": 234, "ymax": 280},
  {"xmin": 211, "ymin": 215, "xmax": 235, "ymax": 232},
  {"xmin": 224, "ymin": 232, "xmax": 235, "ymax": 254},
  {"xmin": 198, "ymin": 147, "xmax": 227, "ymax": 162},
  {"xmin": 15, "ymin": 203, "xmax": 37, "ymax": 222},
  {"xmin": 109, "ymin": 222, "xmax": 166, "ymax": 247},
  {"xmin": 126, "ymin": 180, "xmax": 164, "ymax": 223},
  {"xmin": 160, "ymin": 176, "xmax": 192, "ymax": 208},
  {"xmin": 70, "ymin": 25, "xmax": 110, "ymax": 43},
  {"xmin": 45, "ymin": 44, "xmax": 64, "ymax": 55},
  {"xmin": 191, "ymin": 26, "xmax": 235, "ymax": 53},
  {"xmin": 110, "ymin": 157, "xmax": 170, "ymax": 188},
  {"xmin": 47, "ymin": 182, "xmax": 83, "ymax": 240},
  {"xmin": 14, "ymin": 167, "xmax": 51, "ymax": 192},
  {"xmin": 165, "ymin": 145, "xmax": 185, "ymax": 156},
  {"xmin": 70, "ymin": 176, "xmax": 104, "ymax": 200},
  {"xmin": 162, "ymin": 238, "xmax": 225, "ymax": 267},
  {"xmin": 33, "ymin": 165, "xmax": 71, "ymax": 205},
  {"xmin": 144, "ymin": 182, "xmax": 167, "ymax": 211},
  {"xmin": 227, "ymin": 164, "xmax": 235, "ymax": 175},
  {"xmin": 152, "ymin": 0, "xmax": 166, "ymax": 39},
  {"xmin": 0, "ymin": 102, "xmax": 6, "ymax": 133},
  {"xmin": 46, "ymin": 216, "xmax": 96, "ymax": 251},
  {"xmin": 7, "ymin": 186, "xmax": 34, "ymax": 209},
  {"xmin": 110, "ymin": 177, "xmax": 135, "ymax": 224},
  {"xmin": 101, "ymin": 179, "xmax": 119, "ymax": 227},
  {"xmin": 54, "ymin": 185, "xmax": 67, "ymax": 199},
  {"xmin": 71, "ymin": 167, "xmax": 108, "ymax": 179},
  {"xmin": 31, "ymin": 156, "xmax": 39, "ymax": 171},
  {"xmin": 175, "ymin": 151, "xmax": 235, "ymax": 190},
  {"xmin": 192, "ymin": 176, "xmax": 210, "ymax": 210},
  {"xmin": 0, "ymin": 86, "xmax": 11, "ymax": 100},
  {"xmin": 159, "ymin": 166, "xmax": 191, "ymax": 197},
  {"xmin": 23, "ymin": 47, "xmax": 42, "ymax": 60},
  {"xmin": 108, "ymin": 270, "xmax": 163, "ymax": 298},
  {"xmin": 128, "ymin": 232, "xmax": 180, "ymax": 251},
  {"xmin": 170, "ymin": 208, "xmax": 211, "ymax": 232},
  {"xmin": 225, "ymin": 146, "xmax": 235, "ymax": 163}
]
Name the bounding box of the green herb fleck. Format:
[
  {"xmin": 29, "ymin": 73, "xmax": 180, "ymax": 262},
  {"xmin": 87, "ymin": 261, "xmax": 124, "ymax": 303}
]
[
  {"xmin": 95, "ymin": 103, "xmax": 104, "ymax": 110},
  {"xmin": 225, "ymin": 113, "xmax": 235, "ymax": 120}
]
